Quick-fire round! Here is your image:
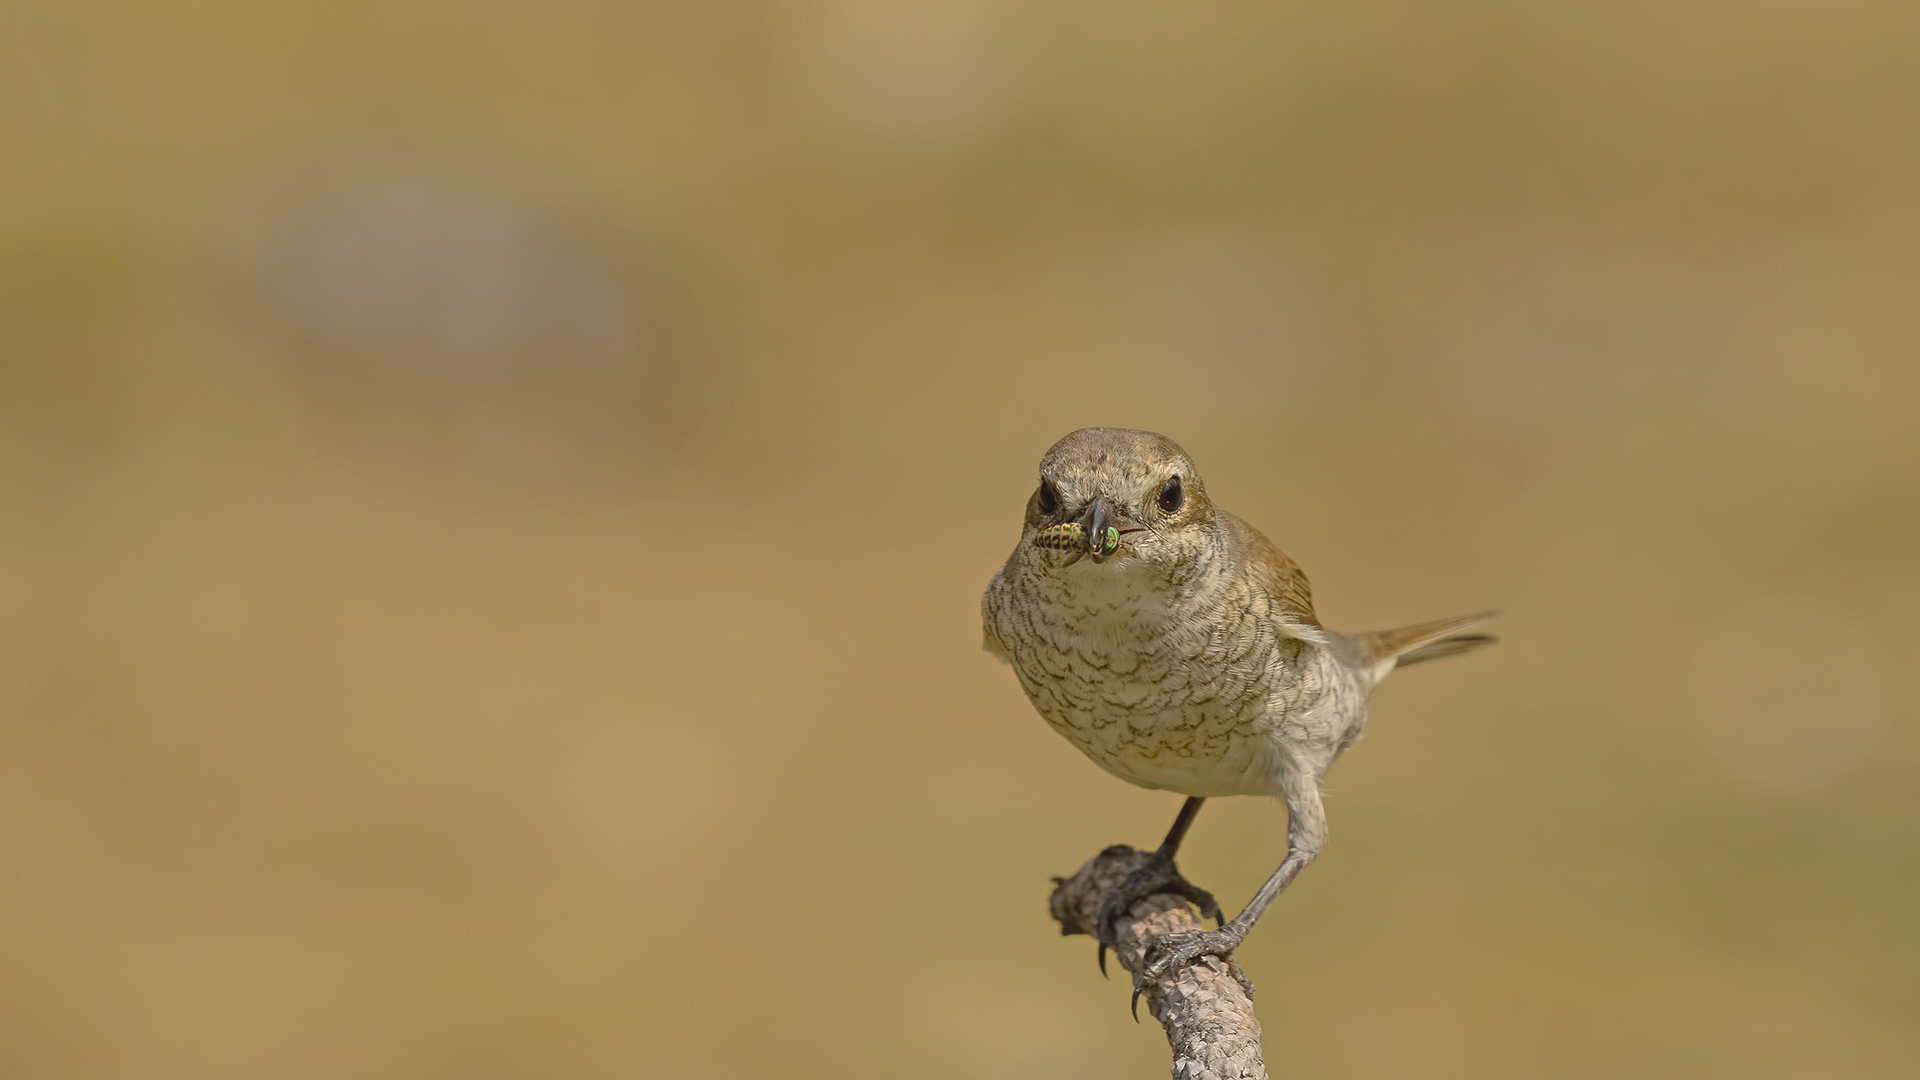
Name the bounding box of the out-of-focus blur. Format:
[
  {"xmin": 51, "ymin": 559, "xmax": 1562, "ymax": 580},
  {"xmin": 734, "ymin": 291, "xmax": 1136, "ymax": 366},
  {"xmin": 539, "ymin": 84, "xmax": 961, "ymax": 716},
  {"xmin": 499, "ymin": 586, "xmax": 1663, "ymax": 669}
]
[{"xmin": 3, "ymin": 1, "xmax": 1916, "ymax": 1076}]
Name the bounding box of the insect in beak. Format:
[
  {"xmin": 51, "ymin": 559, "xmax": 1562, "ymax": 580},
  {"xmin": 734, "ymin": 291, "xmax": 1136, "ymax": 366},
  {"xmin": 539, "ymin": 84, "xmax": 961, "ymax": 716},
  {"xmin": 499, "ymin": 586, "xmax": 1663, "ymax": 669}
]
[
  {"xmin": 1029, "ymin": 497, "xmax": 1152, "ymax": 563},
  {"xmin": 1031, "ymin": 522, "xmax": 1087, "ymax": 552}
]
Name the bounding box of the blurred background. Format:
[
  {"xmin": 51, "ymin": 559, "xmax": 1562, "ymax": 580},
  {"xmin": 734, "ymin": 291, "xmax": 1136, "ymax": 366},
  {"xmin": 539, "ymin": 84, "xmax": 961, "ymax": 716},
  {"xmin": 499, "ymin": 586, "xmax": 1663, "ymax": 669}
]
[{"xmin": 2, "ymin": 0, "xmax": 1917, "ymax": 1076}]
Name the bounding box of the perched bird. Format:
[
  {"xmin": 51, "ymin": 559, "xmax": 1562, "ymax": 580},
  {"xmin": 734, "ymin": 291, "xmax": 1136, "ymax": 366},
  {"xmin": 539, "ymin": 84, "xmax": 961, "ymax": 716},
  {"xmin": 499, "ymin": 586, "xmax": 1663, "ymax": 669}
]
[{"xmin": 982, "ymin": 427, "xmax": 1495, "ymax": 1007}]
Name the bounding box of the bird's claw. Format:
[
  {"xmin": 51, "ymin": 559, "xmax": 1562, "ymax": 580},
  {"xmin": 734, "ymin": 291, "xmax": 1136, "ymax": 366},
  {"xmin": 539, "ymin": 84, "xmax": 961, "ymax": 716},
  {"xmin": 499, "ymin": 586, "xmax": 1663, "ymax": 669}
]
[
  {"xmin": 1128, "ymin": 927, "xmax": 1249, "ymax": 1020},
  {"xmin": 1093, "ymin": 849, "xmax": 1223, "ymax": 970}
]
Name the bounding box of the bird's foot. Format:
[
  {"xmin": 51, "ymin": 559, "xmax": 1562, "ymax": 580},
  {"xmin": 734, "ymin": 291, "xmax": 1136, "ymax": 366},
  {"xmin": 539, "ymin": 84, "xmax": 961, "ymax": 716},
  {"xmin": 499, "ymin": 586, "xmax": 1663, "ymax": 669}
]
[
  {"xmin": 1130, "ymin": 926, "xmax": 1255, "ymax": 1019},
  {"xmin": 1094, "ymin": 848, "xmax": 1224, "ymax": 977}
]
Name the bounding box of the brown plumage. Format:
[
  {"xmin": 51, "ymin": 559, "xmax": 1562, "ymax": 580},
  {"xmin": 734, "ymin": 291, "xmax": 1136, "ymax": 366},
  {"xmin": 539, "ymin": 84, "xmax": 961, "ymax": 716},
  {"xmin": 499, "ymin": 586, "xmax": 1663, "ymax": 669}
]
[
  {"xmin": 982, "ymin": 427, "xmax": 1496, "ymax": 1006},
  {"xmin": 1360, "ymin": 611, "xmax": 1501, "ymax": 669}
]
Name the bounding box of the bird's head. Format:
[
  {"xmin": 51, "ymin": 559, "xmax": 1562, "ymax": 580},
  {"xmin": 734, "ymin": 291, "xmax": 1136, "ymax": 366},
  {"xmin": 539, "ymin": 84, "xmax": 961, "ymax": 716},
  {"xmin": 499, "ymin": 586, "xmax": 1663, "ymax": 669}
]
[{"xmin": 1022, "ymin": 427, "xmax": 1215, "ymax": 570}]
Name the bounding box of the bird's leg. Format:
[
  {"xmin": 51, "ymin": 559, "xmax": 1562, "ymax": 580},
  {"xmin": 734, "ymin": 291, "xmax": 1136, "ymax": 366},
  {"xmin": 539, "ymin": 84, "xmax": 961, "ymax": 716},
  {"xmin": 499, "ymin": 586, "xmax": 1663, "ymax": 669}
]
[
  {"xmin": 1131, "ymin": 764, "xmax": 1328, "ymax": 1012},
  {"xmin": 1095, "ymin": 797, "xmax": 1225, "ymax": 976}
]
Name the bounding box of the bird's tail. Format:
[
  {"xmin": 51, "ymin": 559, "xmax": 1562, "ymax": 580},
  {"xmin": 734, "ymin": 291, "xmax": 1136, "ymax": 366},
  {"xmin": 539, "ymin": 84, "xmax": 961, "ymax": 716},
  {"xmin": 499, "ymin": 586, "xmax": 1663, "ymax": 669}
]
[{"xmin": 1359, "ymin": 610, "xmax": 1500, "ymax": 679}]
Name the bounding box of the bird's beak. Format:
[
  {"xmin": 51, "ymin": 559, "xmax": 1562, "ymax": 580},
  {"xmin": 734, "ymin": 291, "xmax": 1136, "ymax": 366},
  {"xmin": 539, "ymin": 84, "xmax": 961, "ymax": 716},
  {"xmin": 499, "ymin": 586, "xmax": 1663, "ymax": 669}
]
[{"xmin": 1080, "ymin": 496, "xmax": 1149, "ymax": 563}]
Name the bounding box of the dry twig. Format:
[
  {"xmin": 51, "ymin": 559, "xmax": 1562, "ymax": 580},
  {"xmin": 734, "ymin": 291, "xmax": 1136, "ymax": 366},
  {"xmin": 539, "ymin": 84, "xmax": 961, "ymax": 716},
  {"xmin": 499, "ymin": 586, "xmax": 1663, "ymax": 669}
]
[{"xmin": 1049, "ymin": 846, "xmax": 1267, "ymax": 1080}]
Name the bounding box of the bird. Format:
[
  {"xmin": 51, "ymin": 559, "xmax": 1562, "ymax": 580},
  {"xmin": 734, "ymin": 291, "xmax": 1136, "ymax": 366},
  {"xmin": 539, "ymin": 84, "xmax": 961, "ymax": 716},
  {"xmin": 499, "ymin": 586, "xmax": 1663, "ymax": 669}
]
[{"xmin": 981, "ymin": 427, "xmax": 1495, "ymax": 1010}]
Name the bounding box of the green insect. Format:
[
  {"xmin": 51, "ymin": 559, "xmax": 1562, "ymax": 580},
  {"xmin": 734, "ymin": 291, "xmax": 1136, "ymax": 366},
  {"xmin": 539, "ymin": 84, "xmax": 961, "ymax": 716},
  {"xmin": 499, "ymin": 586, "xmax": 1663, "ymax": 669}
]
[{"xmin": 1031, "ymin": 522, "xmax": 1122, "ymax": 558}]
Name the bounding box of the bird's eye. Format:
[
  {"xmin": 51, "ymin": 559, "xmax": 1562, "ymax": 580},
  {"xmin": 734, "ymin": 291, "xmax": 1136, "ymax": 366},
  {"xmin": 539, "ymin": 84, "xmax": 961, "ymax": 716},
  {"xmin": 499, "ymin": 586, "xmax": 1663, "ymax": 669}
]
[
  {"xmin": 1037, "ymin": 479, "xmax": 1059, "ymax": 515},
  {"xmin": 1158, "ymin": 475, "xmax": 1184, "ymax": 513}
]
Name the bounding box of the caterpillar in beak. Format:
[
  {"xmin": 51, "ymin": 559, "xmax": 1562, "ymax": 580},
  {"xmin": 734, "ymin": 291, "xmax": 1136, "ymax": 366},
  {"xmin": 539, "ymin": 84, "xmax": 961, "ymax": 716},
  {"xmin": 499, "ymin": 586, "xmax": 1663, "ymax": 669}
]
[{"xmin": 1030, "ymin": 522, "xmax": 1123, "ymax": 558}]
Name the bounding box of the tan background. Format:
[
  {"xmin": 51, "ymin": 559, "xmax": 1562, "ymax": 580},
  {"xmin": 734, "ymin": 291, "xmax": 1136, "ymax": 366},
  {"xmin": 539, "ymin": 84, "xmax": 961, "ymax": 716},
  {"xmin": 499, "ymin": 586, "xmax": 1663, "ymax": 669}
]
[{"xmin": 3, "ymin": 1, "xmax": 1917, "ymax": 1076}]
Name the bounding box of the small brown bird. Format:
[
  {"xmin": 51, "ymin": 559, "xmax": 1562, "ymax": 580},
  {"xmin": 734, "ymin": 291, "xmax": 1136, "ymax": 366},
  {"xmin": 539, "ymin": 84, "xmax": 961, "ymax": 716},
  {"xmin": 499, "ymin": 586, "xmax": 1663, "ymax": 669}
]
[{"xmin": 982, "ymin": 428, "xmax": 1495, "ymax": 1006}]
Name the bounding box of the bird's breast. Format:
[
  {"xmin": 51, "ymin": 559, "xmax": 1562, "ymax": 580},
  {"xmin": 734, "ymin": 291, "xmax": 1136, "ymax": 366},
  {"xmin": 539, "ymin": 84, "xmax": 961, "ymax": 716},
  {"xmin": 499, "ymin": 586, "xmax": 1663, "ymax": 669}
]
[{"xmin": 989, "ymin": 567, "xmax": 1318, "ymax": 796}]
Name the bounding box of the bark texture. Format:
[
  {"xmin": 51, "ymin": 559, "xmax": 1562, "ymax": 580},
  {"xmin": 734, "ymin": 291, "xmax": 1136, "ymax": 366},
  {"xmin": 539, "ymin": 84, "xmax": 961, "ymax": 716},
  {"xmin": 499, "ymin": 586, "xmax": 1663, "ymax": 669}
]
[{"xmin": 1049, "ymin": 846, "xmax": 1267, "ymax": 1080}]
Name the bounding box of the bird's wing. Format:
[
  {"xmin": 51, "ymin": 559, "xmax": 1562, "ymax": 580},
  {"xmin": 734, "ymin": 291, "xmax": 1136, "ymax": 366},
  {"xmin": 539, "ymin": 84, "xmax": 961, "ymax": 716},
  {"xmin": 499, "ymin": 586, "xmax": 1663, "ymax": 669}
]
[{"xmin": 1221, "ymin": 511, "xmax": 1322, "ymax": 637}]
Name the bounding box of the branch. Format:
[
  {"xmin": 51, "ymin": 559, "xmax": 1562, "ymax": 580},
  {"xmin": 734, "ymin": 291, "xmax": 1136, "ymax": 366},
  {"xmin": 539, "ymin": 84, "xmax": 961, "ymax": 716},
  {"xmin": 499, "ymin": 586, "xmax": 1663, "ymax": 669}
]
[{"xmin": 1049, "ymin": 845, "xmax": 1268, "ymax": 1080}]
